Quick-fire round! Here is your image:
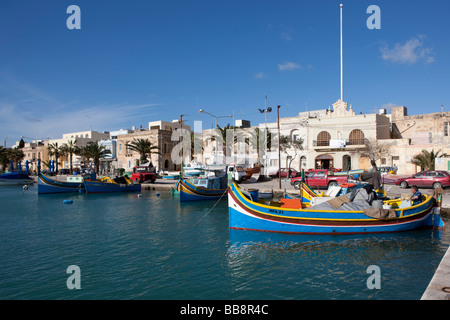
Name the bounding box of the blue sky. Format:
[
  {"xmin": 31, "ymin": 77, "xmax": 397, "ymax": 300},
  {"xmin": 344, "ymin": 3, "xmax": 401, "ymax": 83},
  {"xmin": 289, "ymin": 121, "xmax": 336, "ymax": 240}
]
[{"xmin": 0, "ymin": 0, "xmax": 449, "ymax": 146}]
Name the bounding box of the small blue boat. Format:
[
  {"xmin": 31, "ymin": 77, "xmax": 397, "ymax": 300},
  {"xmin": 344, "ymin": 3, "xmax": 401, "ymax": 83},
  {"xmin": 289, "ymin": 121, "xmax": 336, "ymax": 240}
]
[
  {"xmin": 84, "ymin": 176, "xmax": 141, "ymax": 194},
  {"xmin": 177, "ymin": 176, "xmax": 227, "ymax": 202},
  {"xmin": 228, "ymin": 181, "xmax": 445, "ymax": 235},
  {"xmin": 37, "ymin": 172, "xmax": 85, "ymax": 194},
  {"xmin": 0, "ymin": 172, "xmax": 34, "ymax": 186}
]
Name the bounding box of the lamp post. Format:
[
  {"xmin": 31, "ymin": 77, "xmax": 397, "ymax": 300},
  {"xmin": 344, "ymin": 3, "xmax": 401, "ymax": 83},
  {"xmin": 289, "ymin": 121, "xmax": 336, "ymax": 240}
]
[
  {"xmin": 277, "ymin": 105, "xmax": 281, "ymax": 189},
  {"xmin": 258, "ymin": 93, "xmax": 272, "ymax": 177},
  {"xmin": 199, "ymin": 108, "xmax": 232, "ymax": 164}
]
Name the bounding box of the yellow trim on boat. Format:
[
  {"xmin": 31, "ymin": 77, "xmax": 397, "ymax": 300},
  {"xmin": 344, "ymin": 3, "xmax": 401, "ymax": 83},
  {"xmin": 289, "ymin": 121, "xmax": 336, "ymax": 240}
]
[{"xmin": 230, "ymin": 182, "xmax": 432, "ymax": 222}]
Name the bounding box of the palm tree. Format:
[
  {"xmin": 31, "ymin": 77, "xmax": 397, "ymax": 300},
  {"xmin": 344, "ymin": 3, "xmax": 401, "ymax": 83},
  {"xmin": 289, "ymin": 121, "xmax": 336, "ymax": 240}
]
[
  {"xmin": 211, "ymin": 124, "xmax": 242, "ymax": 158},
  {"xmin": 47, "ymin": 142, "xmax": 64, "ymax": 173},
  {"xmin": 411, "ymin": 149, "xmax": 442, "ymax": 171},
  {"xmin": 61, "ymin": 140, "xmax": 80, "ymax": 174},
  {"xmin": 82, "ymin": 141, "xmax": 111, "ymax": 174},
  {"xmin": 8, "ymin": 147, "xmax": 25, "ymax": 171},
  {"xmin": 126, "ymin": 138, "xmax": 160, "ymax": 165},
  {"xmin": 0, "ymin": 146, "xmax": 8, "ymax": 172}
]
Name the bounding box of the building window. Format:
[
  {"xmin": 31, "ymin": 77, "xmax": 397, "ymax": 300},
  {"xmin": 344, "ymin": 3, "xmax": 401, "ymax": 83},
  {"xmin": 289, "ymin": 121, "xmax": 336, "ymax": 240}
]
[
  {"xmin": 348, "ymin": 129, "xmax": 365, "ymax": 145},
  {"xmin": 445, "ymin": 122, "xmax": 449, "ymax": 137},
  {"xmin": 316, "ymin": 131, "xmax": 331, "ymax": 146}
]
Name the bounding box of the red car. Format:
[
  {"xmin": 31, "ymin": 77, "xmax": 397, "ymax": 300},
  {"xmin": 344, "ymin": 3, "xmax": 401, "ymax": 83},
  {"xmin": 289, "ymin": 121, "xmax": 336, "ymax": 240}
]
[
  {"xmin": 395, "ymin": 170, "xmax": 450, "ymax": 189},
  {"xmin": 131, "ymin": 166, "xmax": 156, "ymax": 183},
  {"xmin": 269, "ymin": 168, "xmax": 300, "ymax": 178}
]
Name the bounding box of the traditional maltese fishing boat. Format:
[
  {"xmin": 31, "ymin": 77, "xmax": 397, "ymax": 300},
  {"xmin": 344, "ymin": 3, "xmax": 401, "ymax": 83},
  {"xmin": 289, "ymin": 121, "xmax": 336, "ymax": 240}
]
[
  {"xmin": 228, "ymin": 182, "xmax": 445, "ymax": 235},
  {"xmin": 84, "ymin": 176, "xmax": 141, "ymax": 194},
  {"xmin": 177, "ymin": 176, "xmax": 227, "ymax": 202},
  {"xmin": 0, "ymin": 172, "xmax": 33, "ymax": 186},
  {"xmin": 37, "ymin": 172, "xmax": 85, "ymax": 194}
]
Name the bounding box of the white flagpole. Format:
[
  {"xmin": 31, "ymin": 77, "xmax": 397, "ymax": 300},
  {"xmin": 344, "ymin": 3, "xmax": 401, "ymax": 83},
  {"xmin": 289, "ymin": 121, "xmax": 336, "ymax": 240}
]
[{"xmin": 340, "ymin": 3, "xmax": 343, "ymax": 101}]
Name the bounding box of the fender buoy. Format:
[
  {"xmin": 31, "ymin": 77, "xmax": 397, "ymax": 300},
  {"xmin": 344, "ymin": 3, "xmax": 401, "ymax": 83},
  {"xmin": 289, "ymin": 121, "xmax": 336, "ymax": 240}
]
[
  {"xmin": 63, "ymin": 200, "xmax": 73, "ymax": 204},
  {"xmin": 340, "ymin": 183, "xmax": 355, "ymax": 188}
]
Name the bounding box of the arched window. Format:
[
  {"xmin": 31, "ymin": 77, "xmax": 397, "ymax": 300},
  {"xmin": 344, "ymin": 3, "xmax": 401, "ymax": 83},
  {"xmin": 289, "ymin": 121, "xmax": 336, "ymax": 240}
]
[
  {"xmin": 317, "ymin": 131, "xmax": 331, "ymax": 146},
  {"xmin": 348, "ymin": 129, "xmax": 365, "ymax": 145}
]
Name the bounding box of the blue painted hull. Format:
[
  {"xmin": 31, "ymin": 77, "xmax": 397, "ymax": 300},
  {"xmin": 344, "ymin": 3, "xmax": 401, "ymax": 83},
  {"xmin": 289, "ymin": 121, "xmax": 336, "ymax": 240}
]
[
  {"xmin": 38, "ymin": 173, "xmax": 84, "ymax": 194},
  {"xmin": 0, "ymin": 172, "xmax": 33, "ymax": 186},
  {"xmin": 84, "ymin": 180, "xmax": 141, "ymax": 194},
  {"xmin": 178, "ymin": 179, "xmax": 227, "ymax": 202},
  {"xmin": 228, "ymin": 182, "xmax": 444, "ymax": 235}
]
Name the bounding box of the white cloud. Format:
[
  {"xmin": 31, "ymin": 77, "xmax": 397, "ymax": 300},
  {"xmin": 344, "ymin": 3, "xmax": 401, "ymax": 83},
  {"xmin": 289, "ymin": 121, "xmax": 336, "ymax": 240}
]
[
  {"xmin": 280, "ymin": 32, "xmax": 293, "ymax": 42},
  {"xmin": 0, "ymin": 75, "xmax": 160, "ymax": 146},
  {"xmin": 254, "ymin": 72, "xmax": 266, "ymax": 79},
  {"xmin": 278, "ymin": 61, "xmax": 301, "ymax": 71},
  {"xmin": 380, "ymin": 35, "xmax": 434, "ymax": 64}
]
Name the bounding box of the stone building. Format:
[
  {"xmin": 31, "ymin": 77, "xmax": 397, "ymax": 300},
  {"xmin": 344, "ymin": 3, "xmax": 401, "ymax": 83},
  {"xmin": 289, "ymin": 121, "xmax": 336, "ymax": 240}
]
[
  {"xmin": 116, "ymin": 120, "xmax": 191, "ymax": 173},
  {"xmin": 388, "ymin": 106, "xmax": 450, "ymax": 174}
]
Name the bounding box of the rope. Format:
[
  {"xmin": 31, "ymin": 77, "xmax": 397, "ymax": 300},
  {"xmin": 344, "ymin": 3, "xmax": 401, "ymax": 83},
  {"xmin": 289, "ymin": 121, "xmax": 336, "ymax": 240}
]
[{"xmin": 193, "ymin": 189, "xmax": 228, "ymax": 226}]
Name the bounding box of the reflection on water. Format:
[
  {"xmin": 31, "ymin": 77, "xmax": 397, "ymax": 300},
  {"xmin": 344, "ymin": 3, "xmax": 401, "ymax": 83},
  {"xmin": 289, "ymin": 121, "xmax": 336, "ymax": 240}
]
[{"xmin": 226, "ymin": 228, "xmax": 449, "ymax": 300}]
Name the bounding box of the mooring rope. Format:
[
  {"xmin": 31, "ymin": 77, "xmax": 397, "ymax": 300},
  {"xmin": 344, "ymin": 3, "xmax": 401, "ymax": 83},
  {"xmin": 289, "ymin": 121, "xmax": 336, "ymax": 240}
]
[{"xmin": 193, "ymin": 189, "xmax": 228, "ymax": 226}]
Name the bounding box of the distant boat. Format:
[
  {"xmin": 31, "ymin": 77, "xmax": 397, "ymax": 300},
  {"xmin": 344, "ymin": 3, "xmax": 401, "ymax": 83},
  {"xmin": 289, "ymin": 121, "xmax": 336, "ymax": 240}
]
[
  {"xmin": 228, "ymin": 181, "xmax": 445, "ymax": 234},
  {"xmin": 0, "ymin": 172, "xmax": 34, "ymax": 186},
  {"xmin": 84, "ymin": 176, "xmax": 141, "ymax": 194},
  {"xmin": 177, "ymin": 176, "xmax": 227, "ymax": 202},
  {"xmin": 161, "ymin": 172, "xmax": 181, "ymax": 180},
  {"xmin": 37, "ymin": 172, "xmax": 85, "ymax": 194},
  {"xmin": 244, "ymin": 164, "xmax": 261, "ymax": 179}
]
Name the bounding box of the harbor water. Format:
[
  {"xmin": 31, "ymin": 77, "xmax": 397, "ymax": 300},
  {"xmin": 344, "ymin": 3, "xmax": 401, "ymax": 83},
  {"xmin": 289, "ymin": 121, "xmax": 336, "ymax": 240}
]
[{"xmin": 0, "ymin": 184, "xmax": 449, "ymax": 300}]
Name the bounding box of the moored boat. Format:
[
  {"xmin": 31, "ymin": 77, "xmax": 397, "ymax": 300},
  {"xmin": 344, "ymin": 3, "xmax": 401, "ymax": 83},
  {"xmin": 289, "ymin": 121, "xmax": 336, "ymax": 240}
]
[
  {"xmin": 84, "ymin": 176, "xmax": 141, "ymax": 194},
  {"xmin": 228, "ymin": 181, "xmax": 445, "ymax": 234},
  {"xmin": 0, "ymin": 172, "xmax": 34, "ymax": 186},
  {"xmin": 177, "ymin": 176, "xmax": 227, "ymax": 202},
  {"xmin": 37, "ymin": 172, "xmax": 85, "ymax": 194},
  {"xmin": 161, "ymin": 171, "xmax": 181, "ymax": 180},
  {"xmin": 244, "ymin": 164, "xmax": 261, "ymax": 179}
]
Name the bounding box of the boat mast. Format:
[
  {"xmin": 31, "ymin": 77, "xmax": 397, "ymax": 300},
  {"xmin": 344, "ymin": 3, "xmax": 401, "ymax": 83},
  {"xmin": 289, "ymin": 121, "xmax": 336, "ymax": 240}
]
[{"xmin": 340, "ymin": 3, "xmax": 343, "ymax": 101}]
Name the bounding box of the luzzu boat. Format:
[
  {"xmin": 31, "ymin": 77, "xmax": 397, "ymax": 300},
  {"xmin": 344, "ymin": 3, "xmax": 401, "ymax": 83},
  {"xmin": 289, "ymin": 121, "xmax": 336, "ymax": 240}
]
[
  {"xmin": 285, "ymin": 181, "xmax": 386, "ymax": 208},
  {"xmin": 84, "ymin": 176, "xmax": 141, "ymax": 194},
  {"xmin": 38, "ymin": 172, "xmax": 85, "ymax": 194},
  {"xmin": 0, "ymin": 172, "xmax": 34, "ymax": 186},
  {"xmin": 177, "ymin": 176, "xmax": 227, "ymax": 202},
  {"xmin": 228, "ymin": 182, "xmax": 445, "ymax": 235}
]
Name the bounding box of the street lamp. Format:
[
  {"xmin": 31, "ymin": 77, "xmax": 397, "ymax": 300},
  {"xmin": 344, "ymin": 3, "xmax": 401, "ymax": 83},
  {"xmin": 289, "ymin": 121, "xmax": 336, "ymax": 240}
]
[
  {"xmin": 199, "ymin": 108, "xmax": 232, "ymax": 128},
  {"xmin": 199, "ymin": 108, "xmax": 233, "ymax": 164}
]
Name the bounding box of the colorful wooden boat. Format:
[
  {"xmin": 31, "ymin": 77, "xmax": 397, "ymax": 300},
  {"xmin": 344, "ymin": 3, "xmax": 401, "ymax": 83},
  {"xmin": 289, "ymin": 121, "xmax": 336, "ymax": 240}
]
[
  {"xmin": 161, "ymin": 171, "xmax": 181, "ymax": 180},
  {"xmin": 228, "ymin": 182, "xmax": 445, "ymax": 235},
  {"xmin": 83, "ymin": 176, "xmax": 141, "ymax": 194},
  {"xmin": 177, "ymin": 177, "xmax": 227, "ymax": 202},
  {"xmin": 244, "ymin": 165, "xmax": 260, "ymax": 179},
  {"xmin": 0, "ymin": 172, "xmax": 34, "ymax": 186},
  {"xmin": 37, "ymin": 172, "xmax": 85, "ymax": 194}
]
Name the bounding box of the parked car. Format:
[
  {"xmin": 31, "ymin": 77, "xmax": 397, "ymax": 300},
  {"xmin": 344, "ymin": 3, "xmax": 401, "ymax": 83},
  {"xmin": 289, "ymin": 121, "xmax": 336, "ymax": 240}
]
[
  {"xmin": 269, "ymin": 168, "xmax": 300, "ymax": 178},
  {"xmin": 290, "ymin": 169, "xmax": 348, "ymax": 189},
  {"xmin": 395, "ymin": 170, "xmax": 450, "ymax": 189},
  {"xmin": 228, "ymin": 165, "xmax": 247, "ymax": 183},
  {"xmin": 131, "ymin": 166, "xmax": 156, "ymax": 183}
]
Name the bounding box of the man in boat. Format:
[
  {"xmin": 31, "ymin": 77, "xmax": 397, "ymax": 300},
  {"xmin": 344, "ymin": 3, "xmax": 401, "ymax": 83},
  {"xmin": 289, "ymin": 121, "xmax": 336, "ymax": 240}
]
[{"xmin": 409, "ymin": 185, "xmax": 423, "ymax": 205}]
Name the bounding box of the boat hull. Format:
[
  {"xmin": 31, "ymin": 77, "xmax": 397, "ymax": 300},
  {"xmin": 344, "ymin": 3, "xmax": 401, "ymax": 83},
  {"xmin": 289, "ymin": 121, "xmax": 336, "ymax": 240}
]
[
  {"xmin": 178, "ymin": 179, "xmax": 227, "ymax": 202},
  {"xmin": 228, "ymin": 182, "xmax": 443, "ymax": 235},
  {"xmin": 0, "ymin": 178, "xmax": 34, "ymax": 186},
  {"xmin": 0, "ymin": 172, "xmax": 33, "ymax": 186},
  {"xmin": 37, "ymin": 173, "xmax": 84, "ymax": 194},
  {"xmin": 84, "ymin": 180, "xmax": 141, "ymax": 194}
]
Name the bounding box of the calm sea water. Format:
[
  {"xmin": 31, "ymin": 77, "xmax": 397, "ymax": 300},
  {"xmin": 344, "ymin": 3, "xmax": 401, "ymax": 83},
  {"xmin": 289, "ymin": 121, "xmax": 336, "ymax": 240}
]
[{"xmin": 0, "ymin": 184, "xmax": 449, "ymax": 300}]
